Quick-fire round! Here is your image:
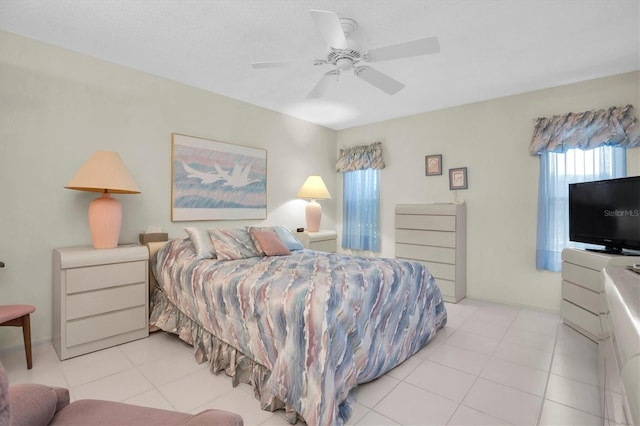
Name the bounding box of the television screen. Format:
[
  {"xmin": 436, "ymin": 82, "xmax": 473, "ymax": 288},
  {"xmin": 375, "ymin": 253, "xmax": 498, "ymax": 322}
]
[{"xmin": 569, "ymin": 176, "xmax": 640, "ymax": 253}]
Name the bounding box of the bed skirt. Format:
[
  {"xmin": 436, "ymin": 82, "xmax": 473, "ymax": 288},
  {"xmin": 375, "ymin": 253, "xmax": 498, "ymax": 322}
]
[{"xmin": 149, "ymin": 288, "xmax": 301, "ymax": 424}]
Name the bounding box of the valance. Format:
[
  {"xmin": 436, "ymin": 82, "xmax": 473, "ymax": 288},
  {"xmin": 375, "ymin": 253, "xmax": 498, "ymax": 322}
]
[
  {"xmin": 336, "ymin": 142, "xmax": 385, "ymax": 172},
  {"xmin": 529, "ymin": 105, "xmax": 640, "ymax": 155}
]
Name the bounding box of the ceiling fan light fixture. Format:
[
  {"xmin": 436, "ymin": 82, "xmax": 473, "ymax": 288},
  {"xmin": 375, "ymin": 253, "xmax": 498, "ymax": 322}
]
[{"xmin": 336, "ymin": 57, "xmax": 353, "ymax": 70}]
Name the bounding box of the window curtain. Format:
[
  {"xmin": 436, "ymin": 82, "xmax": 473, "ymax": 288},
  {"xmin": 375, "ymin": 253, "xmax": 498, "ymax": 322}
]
[
  {"xmin": 531, "ymin": 105, "xmax": 636, "ymax": 271},
  {"xmin": 337, "ymin": 142, "xmax": 385, "ymax": 252},
  {"xmin": 530, "ymin": 104, "xmax": 639, "ymax": 155}
]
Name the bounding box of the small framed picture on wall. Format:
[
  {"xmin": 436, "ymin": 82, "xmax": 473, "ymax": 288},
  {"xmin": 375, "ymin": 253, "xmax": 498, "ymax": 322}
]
[
  {"xmin": 425, "ymin": 154, "xmax": 442, "ymax": 176},
  {"xmin": 449, "ymin": 167, "xmax": 468, "ymax": 190}
]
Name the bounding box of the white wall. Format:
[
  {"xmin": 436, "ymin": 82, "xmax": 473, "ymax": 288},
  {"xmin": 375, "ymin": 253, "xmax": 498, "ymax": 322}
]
[
  {"xmin": 0, "ymin": 31, "xmax": 337, "ymax": 349},
  {"xmin": 337, "ymin": 71, "xmax": 640, "ymax": 311}
]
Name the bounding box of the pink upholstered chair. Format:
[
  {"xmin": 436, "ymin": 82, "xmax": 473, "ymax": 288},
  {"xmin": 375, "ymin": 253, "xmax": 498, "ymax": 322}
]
[
  {"xmin": 0, "ymin": 362, "xmax": 243, "ymax": 426},
  {"xmin": 0, "ymin": 305, "xmax": 35, "ymax": 370}
]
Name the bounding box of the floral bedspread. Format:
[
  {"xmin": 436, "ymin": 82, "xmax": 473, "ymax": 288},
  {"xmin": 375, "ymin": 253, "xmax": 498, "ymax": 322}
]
[{"xmin": 151, "ymin": 238, "xmax": 447, "ymax": 425}]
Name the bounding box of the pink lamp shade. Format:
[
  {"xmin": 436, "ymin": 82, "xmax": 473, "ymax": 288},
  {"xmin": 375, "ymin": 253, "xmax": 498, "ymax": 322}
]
[
  {"xmin": 296, "ymin": 176, "xmax": 332, "ymax": 232},
  {"xmin": 65, "ymin": 151, "xmax": 140, "ymax": 249}
]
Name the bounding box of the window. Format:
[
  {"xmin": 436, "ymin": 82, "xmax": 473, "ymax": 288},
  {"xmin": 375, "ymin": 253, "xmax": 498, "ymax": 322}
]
[
  {"xmin": 536, "ymin": 146, "xmax": 626, "ymax": 271},
  {"xmin": 342, "ymin": 168, "xmax": 380, "ymax": 251}
]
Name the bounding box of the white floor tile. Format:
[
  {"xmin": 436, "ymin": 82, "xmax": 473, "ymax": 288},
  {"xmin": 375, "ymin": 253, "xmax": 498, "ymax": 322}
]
[
  {"xmin": 512, "ymin": 309, "xmax": 560, "ymax": 337},
  {"xmin": 158, "ymin": 368, "xmax": 232, "ymax": 413},
  {"xmin": 413, "ymin": 325, "xmax": 454, "ymax": 359},
  {"xmin": 428, "ymin": 343, "xmax": 491, "ymax": 375},
  {"xmin": 122, "ymin": 388, "xmax": 175, "ymax": 410},
  {"xmin": 463, "ymin": 378, "xmax": 542, "ymax": 425},
  {"xmin": 72, "ymin": 368, "xmax": 153, "ymax": 401},
  {"xmin": 353, "ymin": 374, "xmax": 400, "ymax": 408},
  {"xmin": 60, "ymin": 346, "xmax": 134, "ymax": 387},
  {"xmin": 405, "ymin": 360, "xmax": 476, "ymax": 403},
  {"xmin": 446, "ymin": 329, "xmax": 501, "ymax": 355},
  {"xmin": 386, "ymin": 353, "xmax": 422, "ymax": 380},
  {"xmin": 550, "ymin": 352, "xmax": 599, "ymax": 386},
  {"xmin": 538, "ymin": 399, "xmax": 603, "ymax": 426},
  {"xmin": 355, "ymin": 410, "xmax": 400, "ymax": 425},
  {"xmin": 502, "ymin": 327, "xmax": 556, "ymax": 354},
  {"xmin": 137, "ymin": 351, "xmax": 207, "ymax": 387},
  {"xmin": 344, "ymin": 401, "xmax": 369, "ymax": 425},
  {"xmin": 493, "ymin": 340, "xmax": 553, "ymax": 372},
  {"xmin": 459, "ymin": 317, "xmax": 511, "ymax": 340},
  {"xmin": 554, "ymin": 325, "xmax": 598, "ymax": 362},
  {"xmin": 447, "ymin": 404, "xmax": 510, "ymax": 425},
  {"xmin": 544, "ymin": 374, "xmax": 602, "ymax": 417},
  {"xmin": 480, "ymin": 357, "xmax": 548, "ymax": 397},
  {"xmin": 119, "ymin": 331, "xmax": 192, "ymax": 366},
  {"xmin": 375, "ymin": 382, "xmax": 458, "ymax": 425}
]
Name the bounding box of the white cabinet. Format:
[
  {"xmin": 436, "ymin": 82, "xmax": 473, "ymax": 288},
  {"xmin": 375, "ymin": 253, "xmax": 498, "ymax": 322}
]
[
  {"xmin": 561, "ymin": 248, "xmax": 640, "ymax": 342},
  {"xmin": 295, "ymin": 230, "xmax": 337, "ymax": 253},
  {"xmin": 53, "ymin": 245, "xmax": 149, "ymax": 360},
  {"xmin": 395, "ymin": 203, "xmax": 466, "ymax": 303}
]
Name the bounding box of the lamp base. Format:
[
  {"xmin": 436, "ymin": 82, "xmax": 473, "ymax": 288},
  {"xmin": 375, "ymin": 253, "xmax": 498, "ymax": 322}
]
[
  {"xmin": 305, "ymin": 199, "xmax": 322, "ymax": 232},
  {"xmin": 88, "ymin": 192, "xmax": 122, "ymax": 249}
]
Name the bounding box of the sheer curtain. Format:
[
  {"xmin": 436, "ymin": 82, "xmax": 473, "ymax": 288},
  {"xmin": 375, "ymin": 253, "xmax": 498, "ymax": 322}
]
[
  {"xmin": 337, "ymin": 142, "xmax": 385, "ymax": 252},
  {"xmin": 536, "ymin": 146, "xmax": 627, "ymax": 271},
  {"xmin": 342, "ymin": 169, "xmax": 380, "ymax": 251}
]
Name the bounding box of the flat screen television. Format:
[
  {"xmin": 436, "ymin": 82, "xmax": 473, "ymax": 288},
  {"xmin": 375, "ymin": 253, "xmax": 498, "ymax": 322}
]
[{"xmin": 569, "ymin": 175, "xmax": 640, "ymax": 254}]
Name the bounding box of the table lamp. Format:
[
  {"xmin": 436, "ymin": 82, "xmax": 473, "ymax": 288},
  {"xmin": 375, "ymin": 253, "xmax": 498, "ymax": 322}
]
[
  {"xmin": 65, "ymin": 151, "xmax": 141, "ymax": 249},
  {"xmin": 296, "ymin": 175, "xmax": 332, "ymax": 232}
]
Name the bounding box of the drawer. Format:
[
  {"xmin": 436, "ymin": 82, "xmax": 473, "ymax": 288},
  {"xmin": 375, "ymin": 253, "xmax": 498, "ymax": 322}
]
[
  {"xmin": 395, "ymin": 229, "xmax": 455, "ymax": 248},
  {"xmin": 396, "ymin": 244, "xmax": 455, "ymax": 264},
  {"xmin": 66, "ymin": 306, "xmax": 147, "ymax": 347},
  {"xmin": 561, "ymin": 262, "xmax": 603, "ymax": 292},
  {"xmin": 419, "ymin": 261, "xmax": 455, "ymax": 281},
  {"xmin": 66, "ymin": 283, "xmax": 146, "ymax": 320},
  {"xmin": 562, "ymin": 280, "xmax": 603, "ymax": 314},
  {"xmin": 561, "ymin": 299, "xmax": 603, "ymax": 338},
  {"xmin": 435, "ymin": 278, "xmax": 455, "ymax": 297},
  {"xmin": 66, "ymin": 261, "xmax": 146, "ymax": 294},
  {"xmin": 395, "ymin": 214, "xmax": 455, "ymax": 232},
  {"xmin": 309, "ymin": 239, "xmax": 336, "ymax": 253}
]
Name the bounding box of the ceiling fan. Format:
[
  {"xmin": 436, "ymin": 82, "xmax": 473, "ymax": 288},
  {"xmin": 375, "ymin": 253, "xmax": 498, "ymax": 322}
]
[{"xmin": 251, "ymin": 10, "xmax": 440, "ymax": 98}]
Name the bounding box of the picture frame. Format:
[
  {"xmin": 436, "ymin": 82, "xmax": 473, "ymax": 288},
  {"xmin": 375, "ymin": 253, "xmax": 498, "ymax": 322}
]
[
  {"xmin": 449, "ymin": 167, "xmax": 468, "ymax": 190},
  {"xmin": 171, "ymin": 133, "xmax": 267, "ymax": 221},
  {"xmin": 425, "ymin": 154, "xmax": 442, "ymax": 176}
]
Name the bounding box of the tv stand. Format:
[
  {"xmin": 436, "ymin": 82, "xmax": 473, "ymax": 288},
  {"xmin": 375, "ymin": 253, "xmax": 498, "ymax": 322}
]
[{"xmin": 561, "ymin": 249, "xmax": 640, "ymax": 342}]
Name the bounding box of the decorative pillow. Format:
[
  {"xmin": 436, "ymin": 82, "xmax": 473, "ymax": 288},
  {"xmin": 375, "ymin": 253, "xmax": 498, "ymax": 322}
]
[
  {"xmin": 272, "ymin": 225, "xmax": 305, "ymax": 251},
  {"xmin": 249, "ymin": 228, "xmax": 291, "ymax": 256},
  {"xmin": 184, "ymin": 227, "xmax": 216, "ymax": 259},
  {"xmin": 208, "ymin": 228, "xmax": 261, "ymax": 260}
]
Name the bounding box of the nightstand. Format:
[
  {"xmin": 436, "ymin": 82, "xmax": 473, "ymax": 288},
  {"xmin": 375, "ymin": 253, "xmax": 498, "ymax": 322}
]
[
  {"xmin": 52, "ymin": 245, "xmax": 149, "ymax": 360},
  {"xmin": 295, "ymin": 230, "xmax": 337, "ymax": 253}
]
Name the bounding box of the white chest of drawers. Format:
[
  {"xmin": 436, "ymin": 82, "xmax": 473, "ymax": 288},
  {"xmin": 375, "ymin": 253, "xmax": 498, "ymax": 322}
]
[
  {"xmin": 52, "ymin": 245, "xmax": 149, "ymax": 360},
  {"xmin": 295, "ymin": 230, "xmax": 337, "ymax": 252},
  {"xmin": 395, "ymin": 203, "xmax": 467, "ymax": 303}
]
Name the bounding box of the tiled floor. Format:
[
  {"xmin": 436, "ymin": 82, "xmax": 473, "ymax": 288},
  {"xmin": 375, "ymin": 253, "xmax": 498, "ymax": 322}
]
[{"xmin": 1, "ymin": 298, "xmax": 607, "ymax": 425}]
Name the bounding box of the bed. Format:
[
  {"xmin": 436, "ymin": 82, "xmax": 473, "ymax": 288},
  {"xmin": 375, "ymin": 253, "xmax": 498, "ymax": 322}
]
[{"xmin": 148, "ymin": 228, "xmax": 447, "ymax": 425}]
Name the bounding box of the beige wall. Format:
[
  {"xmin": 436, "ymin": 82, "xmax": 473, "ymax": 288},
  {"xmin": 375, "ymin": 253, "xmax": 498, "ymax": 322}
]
[
  {"xmin": 337, "ymin": 71, "xmax": 640, "ymax": 311},
  {"xmin": 0, "ymin": 31, "xmax": 337, "ymax": 348}
]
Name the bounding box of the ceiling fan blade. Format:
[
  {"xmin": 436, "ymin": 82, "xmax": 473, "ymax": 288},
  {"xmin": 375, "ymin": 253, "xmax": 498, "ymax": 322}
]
[
  {"xmin": 365, "ymin": 36, "xmax": 440, "ymax": 62},
  {"xmin": 355, "ymin": 66, "xmax": 404, "ymax": 95},
  {"xmin": 307, "ymin": 70, "xmax": 338, "ymax": 98},
  {"xmin": 251, "ymin": 61, "xmax": 289, "ymax": 69},
  {"xmin": 310, "ymin": 10, "xmax": 348, "ymax": 49}
]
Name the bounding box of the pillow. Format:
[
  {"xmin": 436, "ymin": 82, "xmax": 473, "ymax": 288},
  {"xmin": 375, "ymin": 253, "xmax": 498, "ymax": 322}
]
[
  {"xmin": 184, "ymin": 227, "xmax": 216, "ymax": 259},
  {"xmin": 208, "ymin": 228, "xmax": 261, "ymax": 260},
  {"xmin": 272, "ymin": 226, "xmax": 305, "ymax": 251},
  {"xmin": 249, "ymin": 228, "xmax": 291, "ymax": 256}
]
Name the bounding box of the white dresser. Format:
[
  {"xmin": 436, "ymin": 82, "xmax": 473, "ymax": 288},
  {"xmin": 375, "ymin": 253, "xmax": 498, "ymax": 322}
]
[
  {"xmin": 295, "ymin": 230, "xmax": 337, "ymax": 253},
  {"xmin": 561, "ymin": 248, "xmax": 640, "ymax": 342},
  {"xmin": 395, "ymin": 203, "xmax": 467, "ymax": 303},
  {"xmin": 52, "ymin": 245, "xmax": 149, "ymax": 360}
]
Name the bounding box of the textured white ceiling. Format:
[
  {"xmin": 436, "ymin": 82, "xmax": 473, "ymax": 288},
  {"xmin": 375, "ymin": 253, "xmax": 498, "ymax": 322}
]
[{"xmin": 1, "ymin": 0, "xmax": 638, "ymax": 130}]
